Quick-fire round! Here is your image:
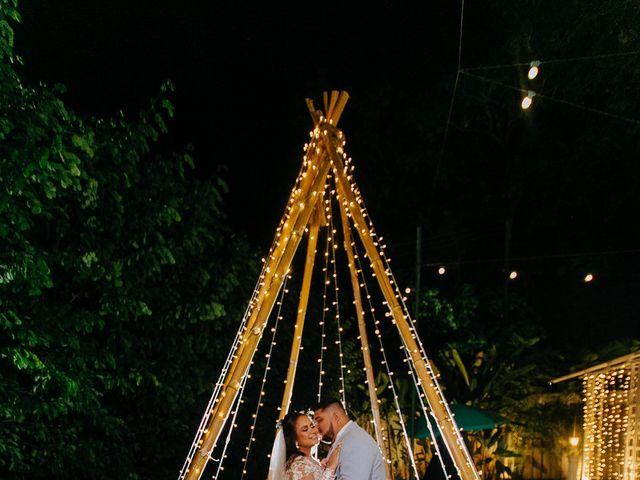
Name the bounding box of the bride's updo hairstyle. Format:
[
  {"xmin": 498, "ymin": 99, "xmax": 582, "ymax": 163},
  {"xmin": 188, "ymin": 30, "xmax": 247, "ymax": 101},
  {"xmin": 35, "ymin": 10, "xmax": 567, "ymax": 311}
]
[{"xmin": 282, "ymin": 411, "xmax": 305, "ymax": 467}]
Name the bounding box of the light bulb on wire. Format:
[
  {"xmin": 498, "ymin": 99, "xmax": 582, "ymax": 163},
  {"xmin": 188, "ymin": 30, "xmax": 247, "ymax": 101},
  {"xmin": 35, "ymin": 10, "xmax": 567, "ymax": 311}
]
[
  {"xmin": 521, "ymin": 91, "xmax": 536, "ymax": 110},
  {"xmin": 528, "ymin": 61, "xmax": 541, "ymax": 80}
]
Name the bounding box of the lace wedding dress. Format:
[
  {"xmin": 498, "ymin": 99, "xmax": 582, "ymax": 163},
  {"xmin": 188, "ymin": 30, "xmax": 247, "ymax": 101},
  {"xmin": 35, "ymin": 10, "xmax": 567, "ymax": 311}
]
[{"xmin": 286, "ymin": 455, "xmax": 336, "ymax": 480}]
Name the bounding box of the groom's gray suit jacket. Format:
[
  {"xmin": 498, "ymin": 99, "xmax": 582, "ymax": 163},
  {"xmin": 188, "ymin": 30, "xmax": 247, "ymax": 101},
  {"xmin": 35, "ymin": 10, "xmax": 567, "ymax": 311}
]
[{"xmin": 330, "ymin": 421, "xmax": 385, "ymax": 480}]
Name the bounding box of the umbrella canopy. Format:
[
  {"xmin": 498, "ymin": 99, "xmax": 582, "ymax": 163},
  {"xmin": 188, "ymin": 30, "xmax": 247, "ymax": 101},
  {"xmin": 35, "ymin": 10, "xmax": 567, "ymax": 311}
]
[{"xmin": 412, "ymin": 404, "xmax": 508, "ymax": 438}]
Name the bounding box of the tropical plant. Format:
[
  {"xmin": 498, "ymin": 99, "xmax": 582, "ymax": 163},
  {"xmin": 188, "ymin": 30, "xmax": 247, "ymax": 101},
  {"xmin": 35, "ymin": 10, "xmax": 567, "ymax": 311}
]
[{"xmin": 0, "ymin": 2, "xmax": 257, "ymax": 478}]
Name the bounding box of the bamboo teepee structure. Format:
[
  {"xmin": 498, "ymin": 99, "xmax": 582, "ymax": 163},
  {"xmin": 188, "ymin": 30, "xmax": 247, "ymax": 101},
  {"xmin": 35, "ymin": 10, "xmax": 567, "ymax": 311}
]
[{"xmin": 178, "ymin": 91, "xmax": 481, "ymax": 480}]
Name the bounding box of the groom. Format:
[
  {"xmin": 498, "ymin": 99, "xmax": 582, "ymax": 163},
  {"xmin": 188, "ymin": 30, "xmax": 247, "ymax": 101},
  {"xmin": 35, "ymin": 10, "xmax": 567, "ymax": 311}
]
[{"xmin": 313, "ymin": 398, "xmax": 386, "ymax": 480}]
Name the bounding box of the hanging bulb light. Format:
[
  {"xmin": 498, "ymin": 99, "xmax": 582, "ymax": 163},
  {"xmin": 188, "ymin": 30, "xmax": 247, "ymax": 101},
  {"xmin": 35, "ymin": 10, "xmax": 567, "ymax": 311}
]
[
  {"xmin": 528, "ymin": 61, "xmax": 541, "ymax": 80},
  {"xmin": 438, "ymin": 266, "xmax": 446, "ymax": 275},
  {"xmin": 509, "ymin": 271, "xmax": 518, "ymax": 280},
  {"xmin": 521, "ymin": 91, "xmax": 536, "ymax": 110},
  {"xmin": 584, "ymin": 273, "xmax": 595, "ymax": 283},
  {"xmin": 569, "ymin": 414, "xmax": 580, "ymax": 447}
]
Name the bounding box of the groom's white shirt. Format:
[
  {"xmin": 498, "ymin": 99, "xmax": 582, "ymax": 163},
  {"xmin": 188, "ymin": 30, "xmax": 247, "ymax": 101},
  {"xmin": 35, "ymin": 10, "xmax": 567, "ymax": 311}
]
[{"xmin": 329, "ymin": 420, "xmax": 385, "ymax": 480}]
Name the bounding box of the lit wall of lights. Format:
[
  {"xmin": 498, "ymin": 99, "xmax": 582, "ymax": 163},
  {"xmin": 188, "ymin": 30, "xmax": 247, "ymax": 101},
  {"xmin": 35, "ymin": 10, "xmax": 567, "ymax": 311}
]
[{"xmin": 581, "ymin": 362, "xmax": 640, "ymax": 480}]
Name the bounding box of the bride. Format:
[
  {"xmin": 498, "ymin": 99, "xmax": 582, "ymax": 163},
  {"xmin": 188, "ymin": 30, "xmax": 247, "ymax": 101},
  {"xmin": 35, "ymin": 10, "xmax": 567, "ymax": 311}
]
[{"xmin": 268, "ymin": 411, "xmax": 341, "ymax": 480}]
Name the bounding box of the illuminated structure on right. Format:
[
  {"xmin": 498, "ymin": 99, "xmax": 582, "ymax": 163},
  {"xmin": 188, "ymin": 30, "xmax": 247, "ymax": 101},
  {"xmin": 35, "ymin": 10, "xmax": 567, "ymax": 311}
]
[{"xmin": 553, "ymin": 351, "xmax": 640, "ymax": 480}]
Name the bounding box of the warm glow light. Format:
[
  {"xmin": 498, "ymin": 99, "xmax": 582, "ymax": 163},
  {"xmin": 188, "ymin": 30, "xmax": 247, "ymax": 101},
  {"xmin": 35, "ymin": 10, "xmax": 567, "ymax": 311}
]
[
  {"xmin": 521, "ymin": 94, "xmax": 534, "ymax": 110},
  {"xmin": 182, "ymin": 104, "xmax": 480, "ymax": 479},
  {"xmin": 509, "ymin": 271, "xmax": 518, "ymax": 280},
  {"xmin": 584, "ymin": 273, "xmax": 594, "ymax": 283},
  {"xmin": 581, "ymin": 367, "xmax": 633, "ymax": 480},
  {"xmin": 528, "ymin": 61, "xmax": 540, "ymax": 80},
  {"xmin": 569, "ymin": 436, "xmax": 580, "ymax": 447}
]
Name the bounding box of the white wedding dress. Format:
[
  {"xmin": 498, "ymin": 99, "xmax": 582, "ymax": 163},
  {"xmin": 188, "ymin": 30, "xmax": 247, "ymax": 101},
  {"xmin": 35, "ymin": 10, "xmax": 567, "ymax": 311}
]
[{"xmin": 286, "ymin": 455, "xmax": 335, "ymax": 480}]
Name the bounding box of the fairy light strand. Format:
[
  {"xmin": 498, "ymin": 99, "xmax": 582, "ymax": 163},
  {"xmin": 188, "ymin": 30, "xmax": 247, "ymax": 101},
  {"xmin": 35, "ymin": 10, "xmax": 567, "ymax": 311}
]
[
  {"xmin": 238, "ymin": 275, "xmax": 290, "ymax": 480},
  {"xmin": 581, "ymin": 363, "xmax": 639, "ymax": 480},
  {"xmin": 339, "ymin": 144, "xmax": 476, "ymax": 478},
  {"xmin": 327, "ymin": 191, "xmax": 348, "ymax": 406},
  {"xmin": 212, "ymin": 275, "xmax": 291, "ymax": 479},
  {"xmin": 317, "ymin": 187, "xmax": 333, "ymax": 402},
  {"xmin": 211, "ymin": 373, "xmax": 249, "ymax": 479},
  {"xmin": 179, "ymin": 268, "xmax": 267, "ymax": 480},
  {"xmin": 352, "ymin": 231, "xmax": 442, "ymax": 478},
  {"xmin": 179, "ymin": 124, "xmax": 323, "ymax": 480}
]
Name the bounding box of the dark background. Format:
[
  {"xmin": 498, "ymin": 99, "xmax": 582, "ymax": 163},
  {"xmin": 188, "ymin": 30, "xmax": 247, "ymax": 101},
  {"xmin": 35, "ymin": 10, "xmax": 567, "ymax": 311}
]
[
  {"xmin": 14, "ymin": 0, "xmax": 640, "ymax": 385},
  {"xmin": 7, "ymin": 2, "xmax": 640, "ymax": 478},
  {"xmin": 14, "ymin": 1, "xmax": 457, "ymax": 242}
]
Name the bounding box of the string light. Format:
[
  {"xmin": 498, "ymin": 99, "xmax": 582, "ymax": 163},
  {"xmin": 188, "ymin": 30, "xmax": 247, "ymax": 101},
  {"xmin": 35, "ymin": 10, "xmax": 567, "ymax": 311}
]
[
  {"xmin": 351, "ymin": 235, "xmax": 421, "ymax": 478},
  {"xmin": 237, "ymin": 276, "xmax": 289, "ymax": 480},
  {"xmin": 527, "ymin": 61, "xmax": 540, "ymax": 80},
  {"xmin": 327, "ymin": 192, "xmax": 348, "ymax": 406},
  {"xmin": 438, "ymin": 266, "xmax": 446, "ymax": 275},
  {"xmin": 462, "ymin": 70, "xmax": 640, "ymax": 127},
  {"xmin": 581, "ymin": 365, "xmax": 636, "ymax": 480},
  {"xmin": 211, "ymin": 374, "xmax": 249, "ymax": 479},
  {"xmin": 584, "ymin": 273, "xmax": 595, "ymax": 283},
  {"xmin": 341, "ymin": 160, "xmax": 478, "ymax": 479},
  {"xmin": 179, "ymin": 120, "xmax": 328, "ymax": 480},
  {"xmin": 181, "ymin": 101, "xmax": 480, "ymax": 480},
  {"xmin": 509, "ymin": 271, "xmax": 518, "ymax": 280},
  {"xmin": 521, "ymin": 91, "xmax": 536, "ymax": 110},
  {"xmin": 317, "ymin": 190, "xmax": 333, "ymax": 401},
  {"xmin": 178, "ymin": 258, "xmax": 269, "ymax": 480}
]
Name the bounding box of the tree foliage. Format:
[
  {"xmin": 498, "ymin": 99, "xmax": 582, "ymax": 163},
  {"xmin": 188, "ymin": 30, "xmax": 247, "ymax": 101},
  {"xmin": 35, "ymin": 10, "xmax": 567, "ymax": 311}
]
[{"xmin": 0, "ymin": 2, "xmax": 256, "ymax": 478}]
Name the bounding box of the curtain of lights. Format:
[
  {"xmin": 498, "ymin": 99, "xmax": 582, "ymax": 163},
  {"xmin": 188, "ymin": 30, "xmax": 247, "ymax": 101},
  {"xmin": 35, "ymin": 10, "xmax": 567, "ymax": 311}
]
[{"xmin": 582, "ymin": 361, "xmax": 640, "ymax": 480}]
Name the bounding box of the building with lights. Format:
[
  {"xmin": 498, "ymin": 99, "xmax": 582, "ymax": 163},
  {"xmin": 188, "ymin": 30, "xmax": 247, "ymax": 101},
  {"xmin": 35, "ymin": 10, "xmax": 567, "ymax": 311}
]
[{"xmin": 552, "ymin": 351, "xmax": 640, "ymax": 480}]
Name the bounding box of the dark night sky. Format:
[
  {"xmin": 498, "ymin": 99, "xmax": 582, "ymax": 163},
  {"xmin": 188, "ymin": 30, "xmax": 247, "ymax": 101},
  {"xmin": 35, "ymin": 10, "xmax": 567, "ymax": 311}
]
[
  {"xmin": 13, "ymin": 1, "xmax": 640, "ymax": 352},
  {"xmin": 15, "ymin": 1, "xmax": 456, "ymax": 246}
]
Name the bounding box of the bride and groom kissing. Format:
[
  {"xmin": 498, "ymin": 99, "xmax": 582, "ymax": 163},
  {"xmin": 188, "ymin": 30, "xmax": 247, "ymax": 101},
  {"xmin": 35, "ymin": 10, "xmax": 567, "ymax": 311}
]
[{"xmin": 268, "ymin": 398, "xmax": 386, "ymax": 480}]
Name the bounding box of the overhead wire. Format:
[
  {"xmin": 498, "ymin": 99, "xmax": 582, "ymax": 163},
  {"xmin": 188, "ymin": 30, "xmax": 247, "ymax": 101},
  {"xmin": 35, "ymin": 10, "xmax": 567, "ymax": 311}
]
[
  {"xmin": 430, "ymin": 0, "xmax": 466, "ymax": 209},
  {"xmin": 461, "ymin": 71, "xmax": 640, "ymax": 127},
  {"xmin": 461, "ymin": 50, "xmax": 640, "ymax": 72}
]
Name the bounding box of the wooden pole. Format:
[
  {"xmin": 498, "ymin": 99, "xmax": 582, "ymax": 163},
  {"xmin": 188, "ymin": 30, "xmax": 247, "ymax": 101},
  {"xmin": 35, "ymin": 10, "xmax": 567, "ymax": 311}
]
[
  {"xmin": 330, "ymin": 91, "xmax": 350, "ymax": 125},
  {"xmin": 278, "ymin": 216, "xmax": 322, "ymax": 418},
  {"xmin": 183, "ymin": 152, "xmax": 331, "ymax": 480},
  {"xmin": 209, "ymin": 103, "xmax": 342, "ymax": 400},
  {"xmin": 182, "ymin": 93, "xmax": 350, "ymax": 480},
  {"xmin": 338, "ymin": 200, "xmax": 392, "ymax": 480},
  {"xmin": 327, "ymin": 90, "xmax": 340, "ymax": 120},
  {"xmin": 410, "ymin": 226, "xmax": 422, "ymax": 480},
  {"xmin": 323, "ymin": 129, "xmax": 480, "ymax": 480}
]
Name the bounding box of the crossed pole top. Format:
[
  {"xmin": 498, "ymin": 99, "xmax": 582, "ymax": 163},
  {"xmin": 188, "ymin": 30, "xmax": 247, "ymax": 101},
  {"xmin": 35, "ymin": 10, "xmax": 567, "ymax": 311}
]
[{"xmin": 306, "ymin": 90, "xmax": 350, "ymax": 127}]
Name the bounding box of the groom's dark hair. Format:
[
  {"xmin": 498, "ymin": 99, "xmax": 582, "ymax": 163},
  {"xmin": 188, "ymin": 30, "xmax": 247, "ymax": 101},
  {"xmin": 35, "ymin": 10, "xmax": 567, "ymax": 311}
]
[{"xmin": 312, "ymin": 398, "xmax": 347, "ymax": 414}]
